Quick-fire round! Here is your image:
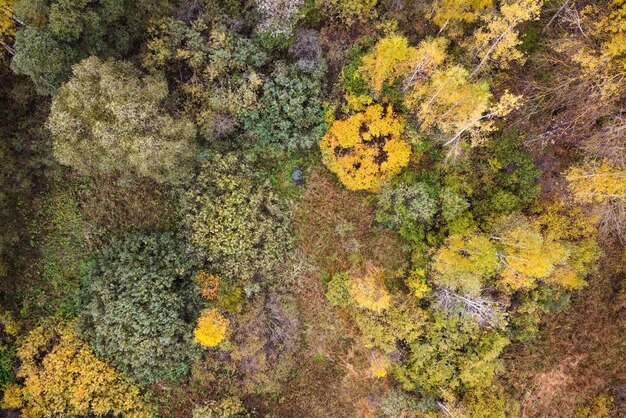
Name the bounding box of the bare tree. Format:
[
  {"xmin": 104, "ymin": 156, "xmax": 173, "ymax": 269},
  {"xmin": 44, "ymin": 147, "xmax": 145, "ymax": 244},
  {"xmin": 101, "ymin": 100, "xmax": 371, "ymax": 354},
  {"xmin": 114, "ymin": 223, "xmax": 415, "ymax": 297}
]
[{"xmin": 435, "ymin": 287, "xmax": 504, "ymax": 327}]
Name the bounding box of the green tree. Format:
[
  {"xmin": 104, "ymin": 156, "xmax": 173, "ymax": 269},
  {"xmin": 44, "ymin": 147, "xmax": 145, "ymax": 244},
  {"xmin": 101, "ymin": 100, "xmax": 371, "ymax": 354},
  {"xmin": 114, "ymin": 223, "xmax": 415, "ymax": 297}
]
[
  {"xmin": 395, "ymin": 312, "xmax": 509, "ymax": 399},
  {"xmin": 376, "ymin": 180, "xmax": 438, "ymax": 243},
  {"xmin": 79, "ymin": 233, "xmax": 201, "ymax": 384},
  {"xmin": 184, "ymin": 153, "xmax": 293, "ymax": 283},
  {"xmin": 11, "ymin": 0, "xmax": 168, "ymax": 94},
  {"xmin": 47, "ymin": 56, "xmax": 196, "ymax": 184},
  {"xmin": 243, "ymin": 64, "xmax": 327, "ymax": 150},
  {"xmin": 144, "ymin": 18, "xmax": 268, "ymax": 142},
  {"xmin": 10, "ymin": 27, "xmax": 72, "ymax": 95}
]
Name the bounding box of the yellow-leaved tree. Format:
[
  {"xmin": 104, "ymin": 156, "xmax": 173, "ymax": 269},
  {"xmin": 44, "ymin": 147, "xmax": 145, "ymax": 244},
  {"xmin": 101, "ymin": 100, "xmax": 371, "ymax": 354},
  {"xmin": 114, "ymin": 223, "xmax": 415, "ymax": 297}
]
[
  {"xmin": 358, "ymin": 35, "xmax": 448, "ymax": 96},
  {"xmin": 358, "ymin": 35, "xmax": 417, "ymax": 95},
  {"xmin": 194, "ymin": 308, "xmax": 229, "ymax": 348},
  {"xmin": 0, "ymin": 0, "xmax": 13, "ymax": 38},
  {"xmin": 348, "ymin": 263, "xmax": 392, "ymax": 312},
  {"xmin": 1, "ymin": 321, "xmax": 152, "ymax": 418},
  {"xmin": 468, "ymin": 0, "xmax": 544, "ymax": 75},
  {"xmin": 319, "ymin": 104, "xmax": 410, "ymax": 191},
  {"xmin": 426, "ymin": 0, "xmax": 493, "ymax": 36},
  {"xmin": 565, "ymin": 160, "xmax": 626, "ymax": 204},
  {"xmin": 432, "ymin": 212, "xmax": 598, "ymax": 294}
]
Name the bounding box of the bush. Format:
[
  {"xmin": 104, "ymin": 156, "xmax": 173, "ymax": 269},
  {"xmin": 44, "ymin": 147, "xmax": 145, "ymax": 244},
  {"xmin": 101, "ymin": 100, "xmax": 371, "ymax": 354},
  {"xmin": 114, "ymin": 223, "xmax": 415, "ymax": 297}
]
[
  {"xmin": 244, "ymin": 64, "xmax": 327, "ymax": 150},
  {"xmin": 79, "ymin": 233, "xmax": 201, "ymax": 384},
  {"xmin": 376, "ymin": 180, "xmax": 438, "ymax": 243},
  {"xmin": 47, "ymin": 56, "xmax": 197, "ymax": 184},
  {"xmin": 2, "ymin": 321, "xmax": 153, "ymax": 417},
  {"xmin": 185, "ymin": 153, "xmax": 293, "ymax": 283}
]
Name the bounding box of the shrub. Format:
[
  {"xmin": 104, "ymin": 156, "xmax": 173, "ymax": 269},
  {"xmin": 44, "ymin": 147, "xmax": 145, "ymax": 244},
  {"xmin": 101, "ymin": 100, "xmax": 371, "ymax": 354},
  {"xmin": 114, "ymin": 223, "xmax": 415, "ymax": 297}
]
[
  {"xmin": 243, "ymin": 64, "xmax": 327, "ymax": 150},
  {"xmin": 79, "ymin": 233, "xmax": 201, "ymax": 384},
  {"xmin": 325, "ymin": 272, "xmax": 352, "ymax": 308},
  {"xmin": 192, "ymin": 397, "xmax": 248, "ymax": 418},
  {"xmin": 47, "ymin": 56, "xmax": 197, "ymax": 184},
  {"xmin": 1, "ymin": 321, "xmax": 152, "ymax": 417},
  {"xmin": 376, "ymin": 180, "xmax": 438, "ymax": 243},
  {"xmin": 319, "ymin": 104, "xmax": 411, "ymax": 191},
  {"xmin": 194, "ymin": 308, "xmax": 229, "ymax": 348},
  {"xmin": 185, "ymin": 153, "xmax": 293, "ymax": 283}
]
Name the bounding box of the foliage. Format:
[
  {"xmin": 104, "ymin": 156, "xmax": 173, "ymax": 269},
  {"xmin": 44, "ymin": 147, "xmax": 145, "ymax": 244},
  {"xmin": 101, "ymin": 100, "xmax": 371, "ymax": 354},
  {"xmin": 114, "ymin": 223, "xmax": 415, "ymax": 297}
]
[
  {"xmin": 227, "ymin": 292, "xmax": 300, "ymax": 394},
  {"xmin": 0, "ymin": 0, "xmax": 14, "ymax": 38},
  {"xmin": 432, "ymin": 233, "xmax": 499, "ymax": 295},
  {"xmin": 468, "ymin": 0, "xmax": 544, "ymax": 73},
  {"xmin": 196, "ymin": 271, "xmax": 220, "ymax": 300},
  {"xmin": 243, "ymin": 64, "xmax": 327, "ymax": 150},
  {"xmin": 194, "ymin": 308, "xmax": 229, "ymax": 348},
  {"xmin": 407, "ymin": 65, "xmax": 492, "ymax": 140},
  {"xmin": 48, "ymin": 56, "xmax": 196, "ymax": 184},
  {"xmin": 320, "ymin": 104, "xmax": 410, "ymax": 191},
  {"xmin": 565, "ymin": 159, "xmax": 626, "ymax": 204},
  {"xmin": 458, "ymin": 384, "xmax": 520, "ymax": 418},
  {"xmin": 2, "ymin": 321, "xmax": 152, "ymax": 417},
  {"xmin": 426, "ymin": 0, "xmax": 493, "ymax": 32},
  {"xmin": 10, "ymin": 27, "xmax": 71, "ymax": 95},
  {"xmin": 11, "ymin": 0, "xmax": 167, "ymax": 94},
  {"xmin": 376, "ymin": 180, "xmax": 438, "ymax": 243},
  {"xmin": 316, "ymin": 0, "xmax": 377, "ymax": 25},
  {"xmin": 289, "ymin": 29, "xmax": 324, "ymax": 73},
  {"xmin": 144, "ymin": 18, "xmax": 268, "ymax": 142},
  {"xmin": 192, "ymin": 396, "xmax": 248, "ymax": 418},
  {"xmin": 79, "ymin": 233, "xmax": 201, "ymax": 384},
  {"xmin": 395, "ymin": 312, "xmax": 509, "ymax": 399},
  {"xmin": 184, "ymin": 153, "xmax": 293, "ymax": 283},
  {"xmin": 255, "ymin": 0, "xmax": 304, "ymax": 36},
  {"xmin": 347, "ymin": 263, "xmax": 391, "ymax": 312},
  {"xmin": 325, "ymin": 272, "xmax": 352, "ymax": 308},
  {"xmin": 358, "ymin": 35, "xmax": 417, "ymax": 95},
  {"xmin": 354, "ymin": 298, "xmax": 424, "ymax": 353},
  {"xmin": 470, "ymin": 132, "xmax": 541, "ymax": 218}
]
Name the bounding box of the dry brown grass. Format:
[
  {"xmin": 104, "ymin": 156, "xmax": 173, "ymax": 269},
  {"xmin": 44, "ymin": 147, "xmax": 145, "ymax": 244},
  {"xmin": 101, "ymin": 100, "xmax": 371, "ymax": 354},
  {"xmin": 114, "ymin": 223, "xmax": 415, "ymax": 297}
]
[
  {"xmin": 292, "ymin": 166, "xmax": 406, "ymax": 277},
  {"xmin": 502, "ymin": 246, "xmax": 625, "ymax": 417}
]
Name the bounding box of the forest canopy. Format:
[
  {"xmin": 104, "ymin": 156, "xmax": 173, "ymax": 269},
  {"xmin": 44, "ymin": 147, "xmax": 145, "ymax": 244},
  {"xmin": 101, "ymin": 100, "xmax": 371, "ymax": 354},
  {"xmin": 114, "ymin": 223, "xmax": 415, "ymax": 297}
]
[{"xmin": 0, "ymin": 0, "xmax": 624, "ymax": 417}]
